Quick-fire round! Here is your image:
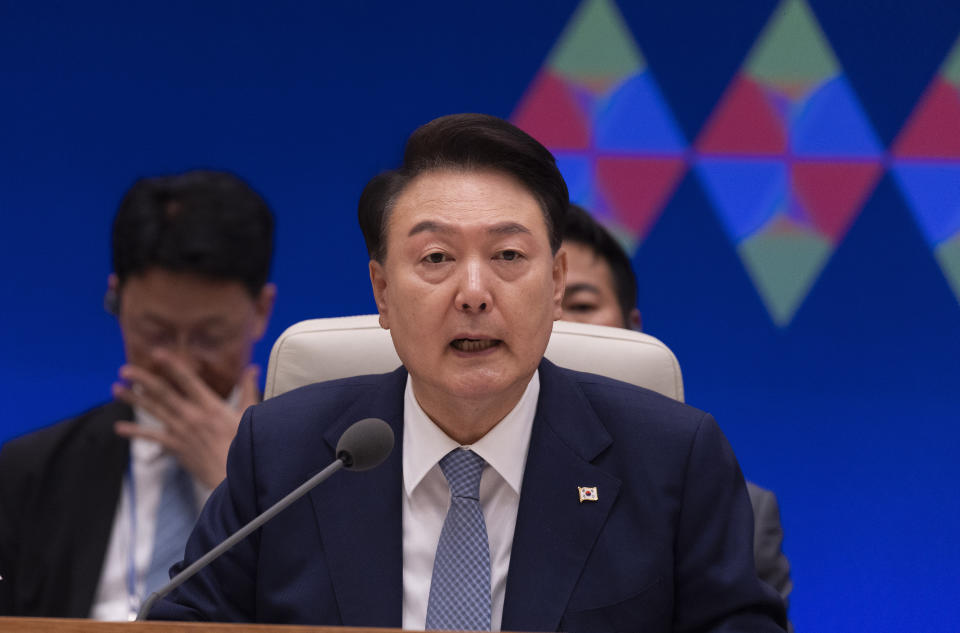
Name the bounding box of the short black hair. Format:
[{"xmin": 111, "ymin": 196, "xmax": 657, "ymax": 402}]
[
  {"xmin": 112, "ymin": 170, "xmax": 274, "ymax": 297},
  {"xmin": 563, "ymin": 204, "xmax": 638, "ymax": 328},
  {"xmin": 358, "ymin": 113, "xmax": 569, "ymax": 262}
]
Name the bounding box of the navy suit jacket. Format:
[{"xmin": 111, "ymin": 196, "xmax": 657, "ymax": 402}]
[{"xmin": 153, "ymin": 359, "xmax": 785, "ymax": 632}]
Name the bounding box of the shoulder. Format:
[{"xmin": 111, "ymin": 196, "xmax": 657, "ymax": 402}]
[
  {"xmin": 747, "ymin": 481, "xmax": 776, "ymax": 508},
  {"xmin": 0, "ymin": 401, "xmax": 130, "ymax": 521},
  {"xmin": 239, "ymin": 370, "xmax": 404, "ymax": 453},
  {"xmin": 538, "ymin": 362, "xmax": 725, "ymax": 486},
  {"xmin": 223, "ymin": 371, "xmax": 404, "ymax": 500},
  {"xmin": 0, "ymin": 401, "xmax": 130, "ymax": 473},
  {"xmin": 552, "ymin": 364, "xmax": 711, "ymax": 439},
  {"xmin": 253, "ymin": 373, "xmax": 391, "ymax": 421},
  {"xmin": 746, "ymin": 482, "xmax": 785, "ymax": 539}
]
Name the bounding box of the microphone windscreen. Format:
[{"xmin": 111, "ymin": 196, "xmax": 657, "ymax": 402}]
[{"xmin": 336, "ymin": 418, "xmax": 394, "ymax": 471}]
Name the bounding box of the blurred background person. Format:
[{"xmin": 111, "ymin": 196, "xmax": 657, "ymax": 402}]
[{"xmin": 0, "ymin": 170, "xmax": 276, "ymax": 620}]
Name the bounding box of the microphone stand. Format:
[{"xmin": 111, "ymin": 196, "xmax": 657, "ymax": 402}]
[{"xmin": 137, "ymin": 458, "xmax": 345, "ymax": 620}]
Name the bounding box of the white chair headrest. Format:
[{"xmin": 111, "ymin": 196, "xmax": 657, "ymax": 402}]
[{"xmin": 265, "ymin": 315, "xmax": 683, "ymax": 402}]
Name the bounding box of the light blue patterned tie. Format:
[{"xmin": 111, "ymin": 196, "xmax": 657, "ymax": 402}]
[
  {"xmin": 426, "ymin": 449, "xmax": 491, "ymax": 631},
  {"xmin": 144, "ymin": 463, "xmax": 197, "ymax": 595}
]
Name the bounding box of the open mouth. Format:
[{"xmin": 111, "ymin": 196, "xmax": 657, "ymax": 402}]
[{"xmin": 450, "ymin": 338, "xmax": 502, "ymax": 353}]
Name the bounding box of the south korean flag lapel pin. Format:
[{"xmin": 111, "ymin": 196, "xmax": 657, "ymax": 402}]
[{"xmin": 578, "ymin": 486, "xmax": 598, "ymax": 503}]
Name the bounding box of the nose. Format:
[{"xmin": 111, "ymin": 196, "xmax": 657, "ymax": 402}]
[
  {"xmin": 163, "ymin": 335, "xmax": 206, "ymax": 374},
  {"xmin": 455, "ymin": 258, "xmax": 492, "ymax": 314}
]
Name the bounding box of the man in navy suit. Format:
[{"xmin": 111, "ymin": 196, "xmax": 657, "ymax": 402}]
[{"xmin": 153, "ymin": 114, "xmax": 786, "ymax": 632}]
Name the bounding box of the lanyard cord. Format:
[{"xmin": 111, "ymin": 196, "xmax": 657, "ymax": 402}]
[{"xmin": 125, "ymin": 458, "xmax": 142, "ymax": 621}]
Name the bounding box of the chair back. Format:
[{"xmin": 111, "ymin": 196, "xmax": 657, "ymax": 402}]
[{"xmin": 265, "ymin": 314, "xmax": 684, "ymax": 402}]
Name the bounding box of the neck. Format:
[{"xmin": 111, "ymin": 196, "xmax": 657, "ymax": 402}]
[{"xmin": 410, "ymin": 374, "xmax": 533, "ymax": 445}]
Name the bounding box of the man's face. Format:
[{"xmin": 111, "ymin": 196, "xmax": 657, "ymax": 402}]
[
  {"xmin": 370, "ymin": 168, "xmax": 565, "ymax": 410},
  {"xmin": 112, "ymin": 269, "xmax": 274, "ymax": 398},
  {"xmin": 560, "ymin": 240, "xmax": 628, "ymax": 328}
]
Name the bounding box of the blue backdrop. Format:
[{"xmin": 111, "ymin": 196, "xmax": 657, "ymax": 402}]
[{"xmin": 2, "ymin": 2, "xmax": 959, "ymax": 631}]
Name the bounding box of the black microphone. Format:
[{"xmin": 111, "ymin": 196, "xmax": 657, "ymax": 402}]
[{"xmin": 137, "ymin": 417, "xmax": 394, "ymax": 620}]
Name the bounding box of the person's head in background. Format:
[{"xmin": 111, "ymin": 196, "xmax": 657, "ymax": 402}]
[
  {"xmin": 560, "ymin": 203, "xmax": 641, "ymax": 330},
  {"xmin": 106, "ymin": 170, "xmax": 276, "ymax": 398}
]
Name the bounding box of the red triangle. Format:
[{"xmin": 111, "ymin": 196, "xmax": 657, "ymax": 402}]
[
  {"xmin": 791, "ymin": 161, "xmax": 882, "ymax": 242},
  {"xmin": 512, "ymin": 71, "xmax": 591, "ymax": 151},
  {"xmin": 696, "ymin": 75, "xmax": 787, "ymax": 155},
  {"xmin": 892, "ymin": 78, "xmax": 960, "ymax": 158},
  {"xmin": 594, "ymin": 157, "xmax": 686, "ymax": 240}
]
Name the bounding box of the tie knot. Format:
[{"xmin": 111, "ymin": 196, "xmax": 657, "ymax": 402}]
[{"xmin": 438, "ymin": 448, "xmax": 485, "ymax": 499}]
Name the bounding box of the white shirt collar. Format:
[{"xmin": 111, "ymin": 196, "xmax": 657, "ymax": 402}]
[{"xmin": 402, "ymin": 370, "xmax": 540, "ymax": 498}]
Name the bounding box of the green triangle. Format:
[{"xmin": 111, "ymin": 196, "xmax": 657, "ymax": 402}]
[
  {"xmin": 738, "ymin": 230, "xmax": 832, "ymax": 326},
  {"xmin": 746, "ymin": 0, "xmax": 840, "ymax": 89},
  {"xmin": 940, "ymin": 37, "xmax": 960, "ymax": 88},
  {"xmin": 934, "ymin": 236, "xmax": 960, "ymax": 304},
  {"xmin": 548, "ymin": 0, "xmax": 645, "ymax": 84}
]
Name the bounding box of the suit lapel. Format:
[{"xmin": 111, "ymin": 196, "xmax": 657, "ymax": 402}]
[
  {"xmin": 309, "ymin": 368, "xmax": 407, "ymax": 628},
  {"xmin": 502, "ymin": 360, "xmax": 621, "ymax": 632}
]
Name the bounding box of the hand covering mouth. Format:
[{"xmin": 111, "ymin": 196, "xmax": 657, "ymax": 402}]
[{"xmin": 450, "ymin": 338, "xmax": 502, "ymax": 352}]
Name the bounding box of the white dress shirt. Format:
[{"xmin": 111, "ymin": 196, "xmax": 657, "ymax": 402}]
[
  {"xmin": 402, "ymin": 371, "xmax": 540, "ymax": 631},
  {"xmin": 88, "ymin": 394, "xmax": 229, "ymax": 621}
]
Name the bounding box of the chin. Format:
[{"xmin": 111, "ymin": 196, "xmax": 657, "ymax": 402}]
[
  {"xmin": 203, "ymin": 374, "xmax": 240, "ymax": 400},
  {"xmin": 443, "ymin": 366, "xmax": 530, "ymax": 400}
]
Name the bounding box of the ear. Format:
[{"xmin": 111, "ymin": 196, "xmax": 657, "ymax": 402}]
[
  {"xmin": 551, "ymin": 248, "xmax": 568, "ymax": 321},
  {"xmin": 369, "ymin": 260, "xmax": 390, "ymax": 330},
  {"xmin": 628, "ymin": 308, "xmax": 642, "ymax": 331},
  {"xmin": 250, "ymin": 283, "xmax": 277, "ymax": 341},
  {"xmin": 105, "ymin": 274, "xmax": 120, "ymax": 315}
]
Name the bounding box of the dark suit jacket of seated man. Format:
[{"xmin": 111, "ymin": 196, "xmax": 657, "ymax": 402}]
[{"xmin": 152, "ymin": 113, "xmax": 786, "ymax": 632}]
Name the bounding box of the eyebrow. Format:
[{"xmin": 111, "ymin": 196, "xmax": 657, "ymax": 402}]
[
  {"xmin": 488, "ymin": 222, "xmax": 532, "ymax": 237},
  {"xmin": 408, "ymin": 220, "xmax": 454, "ymax": 237},
  {"xmin": 564, "ymin": 283, "xmax": 602, "ymax": 297},
  {"xmin": 139, "ymin": 312, "xmax": 230, "ymax": 328},
  {"xmin": 407, "ymin": 220, "xmax": 533, "ymax": 238}
]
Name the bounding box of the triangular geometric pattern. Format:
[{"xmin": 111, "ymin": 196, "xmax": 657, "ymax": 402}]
[
  {"xmin": 891, "ymin": 36, "xmax": 960, "ymax": 304},
  {"xmin": 694, "ymin": 0, "xmax": 883, "ymax": 326},
  {"xmin": 512, "ymin": 0, "xmax": 687, "ymax": 255}
]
